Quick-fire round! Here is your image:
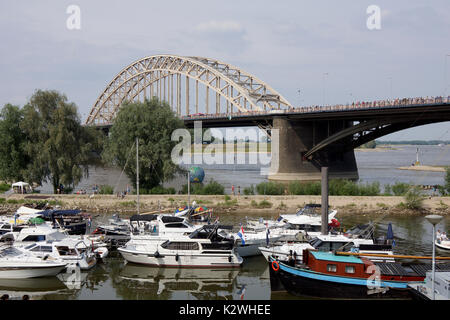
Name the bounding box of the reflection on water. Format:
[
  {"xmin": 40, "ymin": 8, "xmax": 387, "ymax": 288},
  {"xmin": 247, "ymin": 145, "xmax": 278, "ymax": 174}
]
[{"xmin": 0, "ymin": 214, "xmax": 448, "ymax": 300}]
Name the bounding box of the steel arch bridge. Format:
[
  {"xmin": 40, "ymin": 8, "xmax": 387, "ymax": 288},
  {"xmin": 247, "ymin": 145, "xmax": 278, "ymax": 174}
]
[{"xmin": 85, "ymin": 54, "xmax": 293, "ymax": 125}]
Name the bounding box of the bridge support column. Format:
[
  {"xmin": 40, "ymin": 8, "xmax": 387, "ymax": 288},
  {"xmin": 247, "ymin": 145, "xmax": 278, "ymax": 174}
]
[{"xmin": 268, "ymin": 117, "xmax": 359, "ymax": 182}]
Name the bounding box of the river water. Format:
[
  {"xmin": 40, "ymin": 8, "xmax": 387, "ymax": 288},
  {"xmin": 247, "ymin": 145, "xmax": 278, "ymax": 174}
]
[
  {"xmin": 39, "ymin": 144, "xmax": 450, "ymax": 194},
  {"xmin": 3, "ymin": 144, "xmax": 450, "ymax": 300}
]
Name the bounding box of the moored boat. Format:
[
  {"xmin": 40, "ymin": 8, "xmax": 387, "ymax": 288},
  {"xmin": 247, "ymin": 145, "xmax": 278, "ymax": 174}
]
[
  {"xmin": 0, "ymin": 247, "xmax": 67, "ymax": 279},
  {"xmin": 118, "ymin": 224, "xmax": 242, "ymax": 268},
  {"xmin": 269, "ymin": 250, "xmax": 426, "ymax": 299}
]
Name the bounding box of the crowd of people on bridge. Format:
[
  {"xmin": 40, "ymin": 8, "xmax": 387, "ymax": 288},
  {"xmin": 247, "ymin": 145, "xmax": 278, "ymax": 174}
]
[{"xmin": 182, "ymin": 95, "xmax": 449, "ymax": 119}]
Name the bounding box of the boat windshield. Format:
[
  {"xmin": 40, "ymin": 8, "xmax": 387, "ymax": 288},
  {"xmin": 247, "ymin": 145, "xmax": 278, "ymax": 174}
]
[
  {"xmin": 0, "ymin": 247, "xmax": 23, "ymax": 257},
  {"xmin": 309, "ymin": 238, "xmax": 322, "ymax": 248},
  {"xmin": 47, "ymin": 231, "xmax": 67, "ymax": 241},
  {"xmin": 24, "ymin": 243, "xmax": 36, "ymax": 250}
]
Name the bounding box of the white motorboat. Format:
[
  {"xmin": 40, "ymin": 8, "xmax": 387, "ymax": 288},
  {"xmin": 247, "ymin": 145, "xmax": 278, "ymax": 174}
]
[
  {"xmin": 259, "ymin": 232, "xmax": 395, "ymax": 264},
  {"xmin": 19, "ymin": 240, "xmax": 97, "ymax": 270},
  {"xmin": 118, "ymin": 224, "xmax": 242, "ymax": 268},
  {"xmin": 123, "ymin": 214, "xmax": 204, "ymax": 249},
  {"xmin": 0, "ymin": 247, "xmax": 67, "ymax": 279},
  {"xmin": 6, "ymin": 224, "xmax": 98, "ymax": 270},
  {"xmin": 436, "ymin": 239, "xmax": 450, "ymax": 251}
]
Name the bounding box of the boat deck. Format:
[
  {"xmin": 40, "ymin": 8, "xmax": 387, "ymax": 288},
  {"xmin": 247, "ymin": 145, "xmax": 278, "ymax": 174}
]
[{"xmin": 374, "ymin": 262, "xmax": 450, "ymax": 277}]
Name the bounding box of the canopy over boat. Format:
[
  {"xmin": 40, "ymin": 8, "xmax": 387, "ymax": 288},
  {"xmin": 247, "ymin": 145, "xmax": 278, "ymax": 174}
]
[
  {"xmin": 129, "ymin": 214, "xmax": 157, "ymax": 222},
  {"xmin": 38, "ymin": 209, "xmax": 82, "ymax": 218}
]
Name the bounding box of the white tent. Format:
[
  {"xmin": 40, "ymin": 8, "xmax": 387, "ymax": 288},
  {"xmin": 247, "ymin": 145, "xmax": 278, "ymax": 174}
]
[{"xmin": 11, "ymin": 181, "xmax": 32, "ymax": 194}]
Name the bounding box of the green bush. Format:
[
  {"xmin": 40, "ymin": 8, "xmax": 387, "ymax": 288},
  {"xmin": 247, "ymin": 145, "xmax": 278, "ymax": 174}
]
[
  {"xmin": 0, "ymin": 183, "xmax": 11, "ymax": 193},
  {"xmin": 288, "ymin": 181, "xmax": 321, "ymax": 195},
  {"xmin": 404, "ymin": 186, "xmax": 426, "ymax": 210},
  {"xmin": 148, "ymin": 186, "xmax": 176, "ymax": 194},
  {"xmin": 0, "ymin": 198, "xmax": 5, "ymax": 203},
  {"xmin": 256, "ymin": 182, "xmax": 285, "ymax": 195},
  {"xmin": 391, "ymin": 182, "xmax": 410, "ymax": 196},
  {"xmin": 181, "ymin": 180, "xmax": 224, "ymax": 195},
  {"xmin": 328, "ymin": 179, "xmax": 380, "ymax": 196},
  {"xmin": 99, "ymin": 185, "xmax": 114, "ymax": 195},
  {"xmin": 383, "ymin": 184, "xmax": 392, "ymax": 196},
  {"xmin": 251, "ymin": 199, "xmax": 273, "ymax": 208},
  {"xmin": 202, "ymin": 181, "xmax": 224, "ymax": 195},
  {"xmin": 243, "ymin": 185, "xmax": 255, "ymax": 195}
]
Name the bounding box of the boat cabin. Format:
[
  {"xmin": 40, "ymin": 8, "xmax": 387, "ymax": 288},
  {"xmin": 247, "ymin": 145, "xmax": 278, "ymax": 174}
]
[{"xmin": 301, "ymin": 250, "xmax": 424, "ymax": 283}]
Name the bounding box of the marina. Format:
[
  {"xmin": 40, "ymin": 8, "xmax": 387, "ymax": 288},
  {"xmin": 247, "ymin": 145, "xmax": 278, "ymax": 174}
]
[{"xmin": 0, "ymin": 201, "xmax": 448, "ymax": 300}]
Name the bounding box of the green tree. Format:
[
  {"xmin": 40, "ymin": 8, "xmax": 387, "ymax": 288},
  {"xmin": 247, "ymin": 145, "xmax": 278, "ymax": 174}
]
[
  {"xmin": 445, "ymin": 167, "xmax": 450, "ymax": 194},
  {"xmin": 21, "ymin": 90, "xmax": 101, "ymax": 193},
  {"xmin": 102, "ymin": 98, "xmax": 185, "ymax": 190},
  {"xmin": 0, "ymin": 104, "xmax": 29, "ymax": 182},
  {"xmin": 361, "ymin": 140, "xmax": 376, "ymax": 149}
]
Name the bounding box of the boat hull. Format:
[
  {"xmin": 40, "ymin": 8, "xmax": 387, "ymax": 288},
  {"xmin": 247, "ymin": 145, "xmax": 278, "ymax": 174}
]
[
  {"xmin": 0, "ymin": 264, "xmax": 66, "ymax": 279},
  {"xmin": 269, "ymin": 259, "xmax": 416, "ymax": 299},
  {"xmin": 118, "ymin": 248, "xmax": 242, "ymax": 268},
  {"xmin": 436, "ymin": 240, "xmax": 450, "ymax": 251}
]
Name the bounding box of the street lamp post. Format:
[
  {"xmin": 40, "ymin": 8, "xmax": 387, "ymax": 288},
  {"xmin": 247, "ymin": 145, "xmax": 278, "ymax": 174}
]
[
  {"xmin": 445, "ymin": 54, "xmax": 450, "ymax": 97},
  {"xmin": 388, "ymin": 77, "xmax": 393, "ymax": 99},
  {"xmin": 424, "ymin": 214, "xmax": 443, "ymax": 300}
]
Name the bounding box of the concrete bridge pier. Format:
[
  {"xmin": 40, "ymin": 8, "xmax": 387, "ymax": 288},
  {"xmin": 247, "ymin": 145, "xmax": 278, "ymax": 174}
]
[{"xmin": 268, "ymin": 117, "xmax": 359, "ymax": 182}]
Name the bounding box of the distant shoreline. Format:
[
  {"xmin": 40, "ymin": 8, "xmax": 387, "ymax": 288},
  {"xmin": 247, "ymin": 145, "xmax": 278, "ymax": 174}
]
[{"xmin": 398, "ymin": 165, "xmax": 447, "ymax": 172}]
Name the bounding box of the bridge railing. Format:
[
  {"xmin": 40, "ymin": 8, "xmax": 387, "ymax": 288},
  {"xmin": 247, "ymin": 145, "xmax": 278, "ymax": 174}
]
[{"xmin": 181, "ymin": 96, "xmax": 450, "ymax": 120}]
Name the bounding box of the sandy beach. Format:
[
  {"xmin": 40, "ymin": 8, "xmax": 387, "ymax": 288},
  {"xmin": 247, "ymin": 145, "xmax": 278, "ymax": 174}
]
[
  {"xmin": 398, "ymin": 165, "xmax": 447, "ymax": 172},
  {"xmin": 2, "ymin": 193, "xmax": 449, "ymax": 218}
]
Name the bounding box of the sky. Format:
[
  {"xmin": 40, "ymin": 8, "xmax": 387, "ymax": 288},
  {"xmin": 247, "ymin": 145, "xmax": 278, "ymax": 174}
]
[{"xmin": 0, "ymin": 0, "xmax": 449, "ymax": 140}]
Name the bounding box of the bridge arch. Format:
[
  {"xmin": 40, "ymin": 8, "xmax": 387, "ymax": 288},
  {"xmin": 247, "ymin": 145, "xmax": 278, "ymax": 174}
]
[{"xmin": 85, "ymin": 55, "xmax": 293, "ymax": 125}]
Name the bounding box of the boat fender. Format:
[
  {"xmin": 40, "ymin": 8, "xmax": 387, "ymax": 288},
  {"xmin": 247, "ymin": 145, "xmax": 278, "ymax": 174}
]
[
  {"xmin": 271, "ymin": 261, "xmax": 280, "ymax": 272},
  {"xmin": 175, "ymin": 254, "xmax": 179, "ymax": 262},
  {"xmin": 154, "ymin": 251, "xmax": 160, "ymax": 258},
  {"xmin": 228, "ymin": 255, "xmax": 232, "ymax": 262}
]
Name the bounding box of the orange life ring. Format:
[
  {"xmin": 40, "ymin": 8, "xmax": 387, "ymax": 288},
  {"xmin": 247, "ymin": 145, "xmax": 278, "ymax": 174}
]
[{"xmin": 271, "ymin": 260, "xmax": 280, "ymax": 271}]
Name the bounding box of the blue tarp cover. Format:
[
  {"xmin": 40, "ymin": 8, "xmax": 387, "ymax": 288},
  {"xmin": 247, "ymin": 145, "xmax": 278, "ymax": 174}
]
[{"xmin": 38, "ymin": 209, "xmax": 82, "ymax": 218}]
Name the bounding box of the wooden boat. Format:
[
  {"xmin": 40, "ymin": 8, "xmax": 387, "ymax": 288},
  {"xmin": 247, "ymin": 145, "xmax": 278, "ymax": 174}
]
[{"xmin": 269, "ymin": 249, "xmax": 429, "ymax": 299}]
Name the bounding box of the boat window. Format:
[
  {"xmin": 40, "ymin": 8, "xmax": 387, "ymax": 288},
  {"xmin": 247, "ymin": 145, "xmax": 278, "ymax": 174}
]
[
  {"xmin": 30, "ymin": 245, "xmax": 53, "ymax": 253},
  {"xmin": 24, "ymin": 244, "xmax": 36, "ymax": 250},
  {"xmin": 184, "ymin": 221, "xmax": 194, "ymax": 228},
  {"xmin": 331, "ymin": 242, "xmax": 352, "ymax": 251},
  {"xmin": 56, "ymin": 246, "xmax": 77, "ymax": 256},
  {"xmin": 22, "ymin": 235, "xmax": 46, "ymax": 242},
  {"xmin": 165, "ymin": 223, "xmax": 188, "ymax": 228},
  {"xmin": 327, "ymin": 264, "xmax": 337, "ymax": 272},
  {"xmin": 161, "ymin": 241, "xmax": 199, "ymax": 250},
  {"xmin": 0, "ymin": 247, "xmax": 22, "ymax": 257},
  {"xmin": 345, "ymin": 266, "xmax": 355, "ymax": 274},
  {"xmin": 202, "ymin": 242, "xmax": 233, "ymax": 250},
  {"xmin": 310, "ymin": 238, "xmax": 322, "ymax": 248}
]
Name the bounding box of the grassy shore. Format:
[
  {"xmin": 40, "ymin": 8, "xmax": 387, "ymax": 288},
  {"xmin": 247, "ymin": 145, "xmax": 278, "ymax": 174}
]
[{"xmin": 1, "ymin": 193, "xmax": 449, "ymax": 218}]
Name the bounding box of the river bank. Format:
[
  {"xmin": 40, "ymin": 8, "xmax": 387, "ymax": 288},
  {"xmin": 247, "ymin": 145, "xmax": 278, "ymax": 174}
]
[{"xmin": 1, "ymin": 193, "xmax": 449, "ymax": 218}]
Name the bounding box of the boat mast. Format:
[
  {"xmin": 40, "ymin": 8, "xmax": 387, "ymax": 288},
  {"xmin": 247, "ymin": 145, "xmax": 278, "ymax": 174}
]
[
  {"xmin": 136, "ymin": 137, "xmax": 140, "ymax": 215},
  {"xmin": 188, "ymin": 169, "xmax": 191, "ymax": 209}
]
